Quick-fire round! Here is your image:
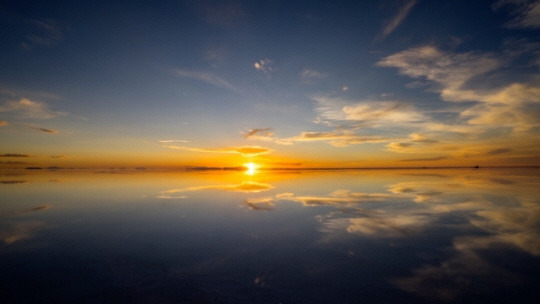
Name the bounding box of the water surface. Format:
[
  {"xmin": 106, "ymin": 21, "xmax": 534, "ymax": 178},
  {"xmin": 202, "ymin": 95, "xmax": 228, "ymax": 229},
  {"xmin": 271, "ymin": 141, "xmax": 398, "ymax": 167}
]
[{"xmin": 1, "ymin": 168, "xmax": 539, "ymax": 303}]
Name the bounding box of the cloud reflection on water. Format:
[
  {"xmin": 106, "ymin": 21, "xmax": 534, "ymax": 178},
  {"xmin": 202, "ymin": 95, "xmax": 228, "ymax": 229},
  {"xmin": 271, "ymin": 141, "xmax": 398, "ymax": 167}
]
[{"xmin": 1, "ymin": 169, "xmax": 538, "ymax": 302}]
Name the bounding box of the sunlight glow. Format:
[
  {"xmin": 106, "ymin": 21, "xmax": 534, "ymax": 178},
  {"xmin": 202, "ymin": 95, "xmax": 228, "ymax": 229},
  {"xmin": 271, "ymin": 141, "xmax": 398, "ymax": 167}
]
[{"xmin": 244, "ymin": 162, "xmax": 258, "ymax": 175}]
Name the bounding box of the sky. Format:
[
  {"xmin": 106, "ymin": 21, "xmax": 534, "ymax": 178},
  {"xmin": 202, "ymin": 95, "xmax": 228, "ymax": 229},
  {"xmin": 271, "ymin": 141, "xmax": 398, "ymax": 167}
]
[{"xmin": 1, "ymin": 0, "xmax": 539, "ymax": 169}]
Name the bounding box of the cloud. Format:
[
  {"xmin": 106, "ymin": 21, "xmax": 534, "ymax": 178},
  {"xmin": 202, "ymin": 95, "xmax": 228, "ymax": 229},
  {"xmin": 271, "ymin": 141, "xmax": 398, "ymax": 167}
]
[
  {"xmin": 400, "ymin": 156, "xmax": 448, "ymax": 162},
  {"xmin": 300, "ymin": 69, "xmax": 327, "ymax": 83},
  {"xmin": 244, "ymin": 128, "xmax": 292, "ymax": 145},
  {"xmin": 0, "ymin": 98, "xmax": 65, "ymax": 119},
  {"xmin": 289, "ymin": 131, "xmax": 387, "ymax": 147},
  {"xmin": 277, "ymin": 190, "xmax": 393, "ymax": 207},
  {"xmin": 391, "ymin": 182, "xmax": 540, "ymax": 300},
  {"xmin": 175, "ymin": 69, "xmax": 237, "ymax": 92},
  {"xmin": 387, "ymin": 133, "xmax": 442, "ymax": 154},
  {"xmin": 342, "ymin": 102, "xmax": 423, "ymax": 123},
  {"xmin": 24, "ymin": 205, "xmax": 52, "ymax": 212},
  {"xmin": 386, "ymin": 142, "xmax": 414, "ymax": 153},
  {"xmin": 254, "ymin": 58, "xmax": 274, "ymax": 73},
  {"xmin": 345, "ymin": 213, "xmax": 428, "ymax": 237},
  {"xmin": 377, "ymin": 46, "xmax": 502, "ymax": 103},
  {"xmin": 380, "ymin": 0, "xmax": 418, "ymax": 39},
  {"xmin": 244, "ymin": 197, "xmax": 275, "ymax": 211},
  {"xmin": 1, "ymin": 153, "xmax": 30, "ymax": 157},
  {"xmin": 314, "ymin": 97, "xmax": 424, "ymax": 126},
  {"xmin": 378, "ymin": 46, "xmax": 540, "ymax": 133},
  {"xmin": 494, "ymin": 0, "xmax": 540, "ymax": 28},
  {"xmin": 0, "ymin": 180, "xmax": 27, "ymax": 184},
  {"xmin": 158, "ymin": 139, "xmax": 190, "ymax": 143},
  {"xmin": 245, "ymin": 127, "xmax": 388, "ymax": 147},
  {"xmin": 158, "ymin": 181, "xmax": 274, "ymax": 198},
  {"xmin": 0, "ymin": 121, "xmax": 7, "ymax": 126},
  {"xmin": 485, "ymin": 148, "xmax": 512, "ymax": 155},
  {"xmin": 409, "ymin": 133, "xmax": 438, "ymax": 143},
  {"xmin": 0, "ymin": 221, "xmax": 46, "ymax": 245},
  {"xmin": 22, "ymin": 18, "xmax": 64, "ymax": 49},
  {"xmin": 32, "ymin": 127, "xmax": 58, "ymax": 134},
  {"xmin": 163, "ymin": 144, "xmax": 272, "ymax": 157}
]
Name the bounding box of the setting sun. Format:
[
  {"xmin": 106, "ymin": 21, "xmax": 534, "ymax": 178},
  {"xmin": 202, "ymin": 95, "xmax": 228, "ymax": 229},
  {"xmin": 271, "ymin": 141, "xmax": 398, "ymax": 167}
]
[{"xmin": 244, "ymin": 162, "xmax": 258, "ymax": 175}]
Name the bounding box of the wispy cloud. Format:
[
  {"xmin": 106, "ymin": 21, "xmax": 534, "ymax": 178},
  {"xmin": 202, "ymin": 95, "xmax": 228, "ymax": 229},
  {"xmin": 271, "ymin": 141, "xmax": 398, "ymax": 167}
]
[
  {"xmin": 175, "ymin": 69, "xmax": 237, "ymax": 92},
  {"xmin": 245, "ymin": 128, "xmax": 388, "ymax": 147},
  {"xmin": 378, "ymin": 46, "xmax": 540, "ymax": 132},
  {"xmin": 158, "ymin": 139, "xmax": 190, "ymax": 143},
  {"xmin": 288, "ymin": 131, "xmax": 388, "ymax": 147},
  {"xmin": 377, "ymin": 46, "xmax": 502, "ymax": 103},
  {"xmin": 22, "ymin": 18, "xmax": 64, "ymax": 50},
  {"xmin": 314, "ymin": 97, "xmax": 424, "ymax": 126},
  {"xmin": 494, "ymin": 0, "xmax": 540, "ymax": 28},
  {"xmin": 485, "ymin": 148, "xmax": 512, "ymax": 155},
  {"xmin": 163, "ymin": 144, "xmax": 272, "ymax": 157},
  {"xmin": 0, "ymin": 221, "xmax": 46, "ymax": 245},
  {"xmin": 379, "ymin": 0, "xmax": 418, "ymax": 39},
  {"xmin": 244, "ymin": 128, "xmax": 292, "ymax": 145},
  {"xmin": 0, "ymin": 98, "xmax": 65, "ymax": 119},
  {"xmin": 300, "ymin": 69, "xmax": 327, "ymax": 83}
]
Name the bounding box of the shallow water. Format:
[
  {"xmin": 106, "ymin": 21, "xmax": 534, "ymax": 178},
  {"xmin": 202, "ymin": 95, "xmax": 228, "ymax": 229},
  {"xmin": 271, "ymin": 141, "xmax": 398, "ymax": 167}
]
[{"xmin": 1, "ymin": 168, "xmax": 539, "ymax": 303}]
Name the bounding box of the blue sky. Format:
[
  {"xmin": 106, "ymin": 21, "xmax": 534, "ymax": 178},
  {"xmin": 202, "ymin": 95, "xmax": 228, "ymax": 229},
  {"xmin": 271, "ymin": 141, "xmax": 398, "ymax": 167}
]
[{"xmin": 1, "ymin": 0, "xmax": 539, "ymax": 168}]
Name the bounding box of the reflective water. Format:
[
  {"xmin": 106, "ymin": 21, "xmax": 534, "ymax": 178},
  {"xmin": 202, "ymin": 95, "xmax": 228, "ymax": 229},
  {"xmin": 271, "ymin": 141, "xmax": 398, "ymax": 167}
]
[{"xmin": 1, "ymin": 168, "xmax": 539, "ymax": 303}]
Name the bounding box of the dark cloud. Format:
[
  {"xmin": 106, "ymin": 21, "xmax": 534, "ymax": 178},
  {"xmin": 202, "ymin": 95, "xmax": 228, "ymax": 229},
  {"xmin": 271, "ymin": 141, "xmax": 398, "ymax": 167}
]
[
  {"xmin": 1, "ymin": 153, "xmax": 30, "ymax": 157},
  {"xmin": 33, "ymin": 127, "xmax": 58, "ymax": 133},
  {"xmin": 486, "ymin": 148, "xmax": 512, "ymax": 155},
  {"xmin": 244, "ymin": 128, "xmax": 273, "ymax": 138}
]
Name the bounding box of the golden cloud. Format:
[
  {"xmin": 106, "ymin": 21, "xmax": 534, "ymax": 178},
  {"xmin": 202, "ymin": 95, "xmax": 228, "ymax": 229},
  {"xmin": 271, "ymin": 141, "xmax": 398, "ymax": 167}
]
[{"xmin": 163, "ymin": 144, "xmax": 272, "ymax": 157}]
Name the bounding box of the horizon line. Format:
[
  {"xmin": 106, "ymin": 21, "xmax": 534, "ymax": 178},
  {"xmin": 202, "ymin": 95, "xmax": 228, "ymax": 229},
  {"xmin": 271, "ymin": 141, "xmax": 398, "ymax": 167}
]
[{"xmin": 4, "ymin": 164, "xmax": 540, "ymax": 172}]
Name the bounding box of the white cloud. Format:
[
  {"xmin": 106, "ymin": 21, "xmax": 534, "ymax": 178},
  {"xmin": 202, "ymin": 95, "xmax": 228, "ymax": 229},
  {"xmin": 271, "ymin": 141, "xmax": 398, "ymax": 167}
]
[
  {"xmin": 378, "ymin": 46, "xmax": 540, "ymax": 132},
  {"xmin": 254, "ymin": 58, "xmax": 274, "ymax": 73},
  {"xmin": 314, "ymin": 96, "xmax": 425, "ymax": 126},
  {"xmin": 377, "ymin": 46, "xmax": 502, "ymax": 103}
]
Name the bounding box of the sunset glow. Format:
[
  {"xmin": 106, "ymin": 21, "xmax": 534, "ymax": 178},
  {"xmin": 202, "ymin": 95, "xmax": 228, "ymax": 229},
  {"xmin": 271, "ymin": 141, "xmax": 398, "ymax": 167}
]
[{"xmin": 0, "ymin": 1, "xmax": 539, "ymax": 169}]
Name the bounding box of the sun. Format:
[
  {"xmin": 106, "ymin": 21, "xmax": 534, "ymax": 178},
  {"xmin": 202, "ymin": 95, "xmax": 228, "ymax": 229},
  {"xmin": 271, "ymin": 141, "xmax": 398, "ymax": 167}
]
[{"xmin": 244, "ymin": 162, "xmax": 258, "ymax": 175}]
